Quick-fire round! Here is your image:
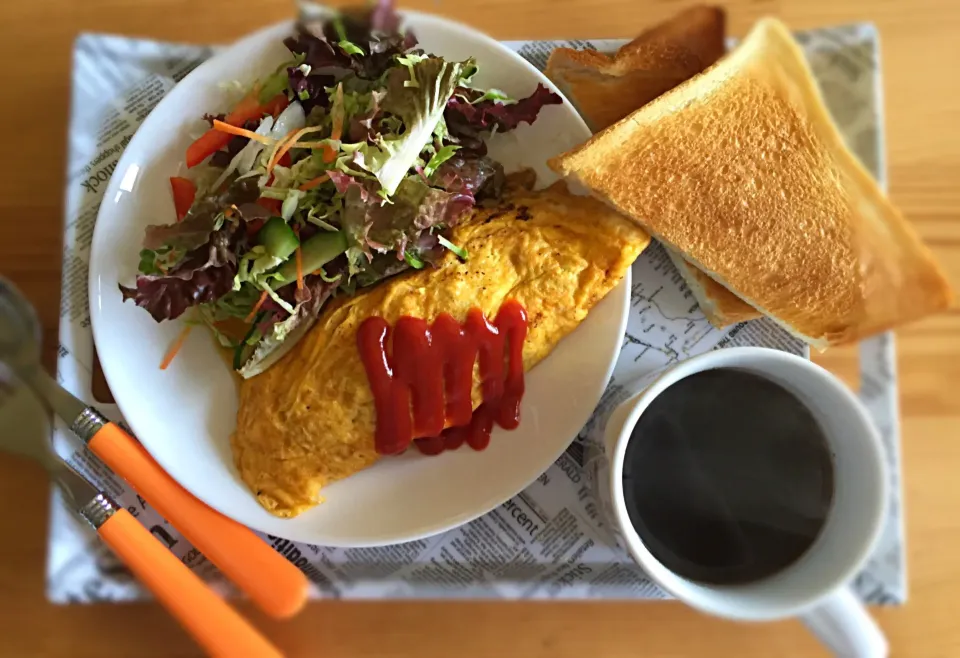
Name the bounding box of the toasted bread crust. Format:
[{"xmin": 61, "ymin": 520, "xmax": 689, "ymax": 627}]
[
  {"xmin": 551, "ymin": 19, "xmax": 953, "ymax": 347},
  {"xmin": 666, "ymin": 249, "xmax": 762, "ymax": 326},
  {"xmin": 545, "ymin": 6, "xmax": 726, "ymax": 132},
  {"xmin": 546, "ymin": 5, "xmax": 759, "ymax": 327}
]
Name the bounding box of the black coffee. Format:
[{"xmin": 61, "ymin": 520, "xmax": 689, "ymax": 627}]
[{"xmin": 622, "ymin": 368, "xmax": 834, "ymax": 585}]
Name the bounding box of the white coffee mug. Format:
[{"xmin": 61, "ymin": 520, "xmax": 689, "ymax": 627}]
[{"xmin": 595, "ymin": 347, "xmax": 889, "ymax": 657}]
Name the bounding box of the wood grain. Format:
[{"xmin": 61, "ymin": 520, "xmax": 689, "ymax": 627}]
[{"xmin": 1, "ymin": 0, "xmax": 958, "ymax": 656}]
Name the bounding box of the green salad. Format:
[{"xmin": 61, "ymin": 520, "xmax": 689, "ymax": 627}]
[{"xmin": 120, "ymin": 0, "xmax": 561, "ymax": 376}]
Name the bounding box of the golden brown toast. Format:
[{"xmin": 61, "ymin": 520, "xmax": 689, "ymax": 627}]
[
  {"xmin": 550, "ymin": 18, "xmax": 954, "ymax": 348},
  {"xmin": 546, "ymin": 5, "xmax": 760, "ymax": 328},
  {"xmin": 545, "ymin": 6, "xmax": 726, "ymax": 132}
]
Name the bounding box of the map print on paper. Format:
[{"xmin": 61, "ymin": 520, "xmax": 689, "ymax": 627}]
[{"xmin": 620, "ymin": 243, "xmax": 721, "ymax": 369}]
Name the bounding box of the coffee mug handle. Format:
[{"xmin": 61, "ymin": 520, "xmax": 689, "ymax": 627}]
[{"xmin": 801, "ymin": 586, "xmax": 888, "ymax": 658}]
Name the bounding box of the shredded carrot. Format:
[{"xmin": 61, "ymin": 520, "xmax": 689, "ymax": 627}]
[
  {"xmin": 159, "ymin": 324, "xmax": 193, "ymax": 370},
  {"xmin": 294, "ymin": 142, "xmax": 339, "ymax": 163},
  {"xmin": 299, "ymin": 174, "xmax": 330, "ymax": 191},
  {"xmin": 330, "ymin": 83, "xmax": 344, "ymax": 142},
  {"xmin": 267, "ymin": 125, "xmax": 331, "ymax": 176},
  {"xmin": 244, "ymin": 290, "xmax": 270, "ymax": 323},
  {"xmin": 211, "ymin": 120, "xmax": 277, "ymax": 144},
  {"xmin": 264, "ymin": 131, "xmax": 297, "ymax": 176},
  {"xmin": 295, "ymin": 231, "xmax": 304, "ymax": 291}
]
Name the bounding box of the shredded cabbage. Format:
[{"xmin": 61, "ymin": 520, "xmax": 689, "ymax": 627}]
[
  {"xmin": 270, "ymin": 102, "xmax": 307, "ymax": 140},
  {"xmin": 281, "ymin": 190, "xmax": 303, "ymax": 220},
  {"xmin": 259, "ymin": 279, "xmax": 295, "ymax": 315},
  {"xmin": 236, "ymin": 117, "xmax": 275, "ymax": 173},
  {"xmin": 212, "ymin": 115, "xmax": 276, "ymax": 191}
]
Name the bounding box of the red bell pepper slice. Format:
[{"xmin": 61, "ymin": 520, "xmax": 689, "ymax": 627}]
[
  {"xmin": 260, "ymin": 94, "xmax": 290, "ymax": 118},
  {"xmin": 185, "ymin": 130, "xmax": 230, "ymax": 169},
  {"xmin": 170, "ymin": 176, "xmax": 197, "ymax": 221},
  {"xmin": 184, "ymin": 93, "xmax": 288, "ymax": 168},
  {"xmin": 255, "ymin": 197, "xmax": 282, "ymax": 215}
]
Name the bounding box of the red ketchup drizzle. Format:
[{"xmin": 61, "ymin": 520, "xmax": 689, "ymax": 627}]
[{"xmin": 357, "ymin": 300, "xmax": 528, "ymax": 456}]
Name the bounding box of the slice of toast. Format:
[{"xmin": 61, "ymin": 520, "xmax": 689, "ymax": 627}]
[
  {"xmin": 550, "ymin": 18, "xmax": 953, "ymax": 348},
  {"xmin": 545, "ymin": 6, "xmax": 726, "ymax": 132},
  {"xmin": 546, "ymin": 5, "xmax": 760, "ymax": 327}
]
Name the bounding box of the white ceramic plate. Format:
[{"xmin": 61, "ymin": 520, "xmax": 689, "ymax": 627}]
[{"xmin": 89, "ymin": 13, "xmax": 629, "ymax": 546}]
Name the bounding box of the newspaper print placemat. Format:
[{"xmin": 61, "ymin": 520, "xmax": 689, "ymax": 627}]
[{"xmin": 19, "ymin": 22, "xmax": 904, "ymax": 604}]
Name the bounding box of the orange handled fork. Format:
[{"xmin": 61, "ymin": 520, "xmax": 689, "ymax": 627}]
[
  {"xmin": 81, "ymin": 485, "xmax": 283, "ymax": 658},
  {"xmin": 0, "ymin": 407, "xmax": 284, "ymax": 657},
  {"xmin": 1, "ymin": 433, "xmax": 283, "ymax": 657},
  {"xmin": 2, "ymin": 419, "xmax": 282, "ymax": 656},
  {"xmin": 0, "ymin": 277, "xmax": 307, "ymax": 620}
]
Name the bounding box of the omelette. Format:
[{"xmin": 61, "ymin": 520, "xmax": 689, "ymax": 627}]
[{"xmin": 232, "ymin": 182, "xmax": 651, "ymax": 517}]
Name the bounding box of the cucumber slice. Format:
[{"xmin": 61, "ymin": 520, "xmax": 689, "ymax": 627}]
[
  {"xmin": 276, "ymin": 230, "xmax": 348, "ymax": 287},
  {"xmin": 258, "ymin": 216, "xmax": 299, "ymax": 260},
  {"xmin": 233, "ymin": 312, "xmax": 266, "ymax": 370}
]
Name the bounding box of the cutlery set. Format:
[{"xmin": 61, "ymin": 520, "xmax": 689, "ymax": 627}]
[{"xmin": 0, "ymin": 277, "xmax": 304, "ymax": 657}]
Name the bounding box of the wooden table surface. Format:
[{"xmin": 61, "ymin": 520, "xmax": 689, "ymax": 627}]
[{"xmin": 1, "ymin": 0, "xmax": 958, "ymax": 655}]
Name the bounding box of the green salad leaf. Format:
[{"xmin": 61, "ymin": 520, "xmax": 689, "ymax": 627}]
[
  {"xmin": 437, "ymin": 234, "xmax": 468, "ymax": 260},
  {"xmin": 361, "ymin": 57, "xmax": 470, "ymax": 196},
  {"xmin": 423, "ymin": 144, "xmax": 460, "ymax": 179}
]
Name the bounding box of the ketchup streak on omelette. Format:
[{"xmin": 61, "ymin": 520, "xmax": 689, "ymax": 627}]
[{"xmin": 357, "ymin": 301, "xmax": 528, "ymax": 456}]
